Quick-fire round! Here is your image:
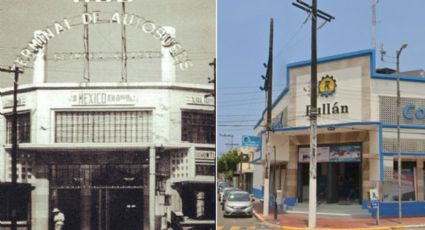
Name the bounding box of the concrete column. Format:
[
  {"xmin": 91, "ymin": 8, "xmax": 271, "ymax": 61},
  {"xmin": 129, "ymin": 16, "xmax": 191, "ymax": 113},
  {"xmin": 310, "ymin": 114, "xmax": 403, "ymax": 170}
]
[
  {"xmin": 33, "ymin": 33, "xmax": 47, "ymax": 83},
  {"xmin": 31, "ymin": 178, "xmax": 49, "ymax": 230},
  {"xmin": 286, "ymin": 141, "xmax": 298, "ymax": 198},
  {"xmin": 149, "ymin": 146, "xmax": 156, "ymax": 230},
  {"xmin": 80, "ymin": 166, "xmax": 91, "ymax": 230},
  {"xmin": 417, "ymin": 160, "xmax": 424, "ymax": 201},
  {"xmin": 80, "ymin": 188, "xmax": 91, "ymax": 230},
  {"xmin": 161, "ymin": 27, "xmax": 176, "ymax": 83},
  {"xmin": 195, "ymin": 191, "xmax": 205, "ymax": 218}
]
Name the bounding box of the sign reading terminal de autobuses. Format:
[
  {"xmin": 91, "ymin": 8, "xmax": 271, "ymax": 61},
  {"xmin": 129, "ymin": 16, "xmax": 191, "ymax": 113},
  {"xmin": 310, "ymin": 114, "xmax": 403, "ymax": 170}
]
[
  {"xmin": 15, "ymin": 11, "xmax": 192, "ymax": 70},
  {"xmin": 73, "ymin": 0, "xmax": 132, "ymax": 2}
]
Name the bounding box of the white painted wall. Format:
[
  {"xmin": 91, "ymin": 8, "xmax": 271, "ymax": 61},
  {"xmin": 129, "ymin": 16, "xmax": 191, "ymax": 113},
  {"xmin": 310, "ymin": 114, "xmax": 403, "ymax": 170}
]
[
  {"xmin": 1, "ymin": 83, "xmax": 213, "ymax": 145},
  {"xmin": 294, "ymin": 66, "xmax": 363, "ymax": 126},
  {"xmin": 253, "ymin": 163, "xmax": 264, "ymax": 192}
]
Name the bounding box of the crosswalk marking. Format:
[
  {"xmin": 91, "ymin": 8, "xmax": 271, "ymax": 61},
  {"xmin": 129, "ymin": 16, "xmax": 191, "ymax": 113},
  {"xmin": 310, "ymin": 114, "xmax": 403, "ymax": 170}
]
[
  {"xmin": 229, "ymin": 227, "xmax": 241, "ymax": 230},
  {"xmin": 217, "ymin": 226, "xmax": 256, "ymax": 230}
]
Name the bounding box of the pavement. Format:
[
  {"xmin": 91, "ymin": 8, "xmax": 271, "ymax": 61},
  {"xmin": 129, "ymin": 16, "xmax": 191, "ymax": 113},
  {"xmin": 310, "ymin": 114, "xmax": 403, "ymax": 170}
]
[
  {"xmin": 217, "ymin": 197, "xmax": 277, "ymax": 229},
  {"xmin": 252, "ymin": 201, "xmax": 425, "ymax": 230}
]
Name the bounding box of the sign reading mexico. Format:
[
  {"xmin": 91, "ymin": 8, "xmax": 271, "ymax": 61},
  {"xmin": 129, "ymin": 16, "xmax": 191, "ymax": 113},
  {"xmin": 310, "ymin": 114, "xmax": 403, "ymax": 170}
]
[{"xmin": 14, "ymin": 11, "xmax": 192, "ymax": 70}]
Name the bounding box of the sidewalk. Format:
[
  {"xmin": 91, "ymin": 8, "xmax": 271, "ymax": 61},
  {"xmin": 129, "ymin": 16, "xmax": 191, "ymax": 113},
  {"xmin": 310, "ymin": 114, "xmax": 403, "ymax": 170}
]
[{"xmin": 252, "ymin": 201, "xmax": 425, "ymax": 229}]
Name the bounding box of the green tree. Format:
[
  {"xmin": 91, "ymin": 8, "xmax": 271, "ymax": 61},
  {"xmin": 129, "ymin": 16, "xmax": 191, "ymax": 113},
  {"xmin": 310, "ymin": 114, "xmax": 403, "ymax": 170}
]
[{"xmin": 217, "ymin": 149, "xmax": 241, "ymax": 180}]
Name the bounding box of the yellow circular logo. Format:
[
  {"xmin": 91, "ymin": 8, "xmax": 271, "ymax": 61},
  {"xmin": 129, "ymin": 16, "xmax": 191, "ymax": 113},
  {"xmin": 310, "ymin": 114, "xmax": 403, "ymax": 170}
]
[{"xmin": 318, "ymin": 75, "xmax": 336, "ymax": 97}]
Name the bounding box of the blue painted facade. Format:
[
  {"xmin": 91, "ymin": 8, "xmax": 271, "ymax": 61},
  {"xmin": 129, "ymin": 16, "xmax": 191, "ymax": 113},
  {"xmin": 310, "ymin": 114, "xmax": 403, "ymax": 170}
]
[
  {"xmin": 252, "ymin": 49, "xmax": 425, "ymax": 217},
  {"xmin": 368, "ymin": 202, "xmax": 425, "ymax": 217}
]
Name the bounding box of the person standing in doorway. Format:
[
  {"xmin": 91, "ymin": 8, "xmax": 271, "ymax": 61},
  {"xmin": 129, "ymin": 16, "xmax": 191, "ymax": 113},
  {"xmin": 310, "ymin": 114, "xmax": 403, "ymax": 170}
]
[{"xmin": 52, "ymin": 208, "xmax": 65, "ymax": 230}]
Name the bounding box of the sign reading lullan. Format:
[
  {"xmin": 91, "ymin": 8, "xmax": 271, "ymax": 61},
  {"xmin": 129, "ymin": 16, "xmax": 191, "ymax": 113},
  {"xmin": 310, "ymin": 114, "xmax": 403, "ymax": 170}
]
[
  {"xmin": 306, "ymin": 102, "xmax": 349, "ymax": 116},
  {"xmin": 15, "ymin": 11, "xmax": 192, "ymax": 70}
]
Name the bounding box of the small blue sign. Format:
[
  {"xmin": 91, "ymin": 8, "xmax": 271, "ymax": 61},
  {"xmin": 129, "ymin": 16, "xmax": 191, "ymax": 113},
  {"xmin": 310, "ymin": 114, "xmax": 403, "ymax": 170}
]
[
  {"xmin": 371, "ymin": 199, "xmax": 379, "ymax": 209},
  {"xmin": 241, "ymin": 135, "xmax": 261, "ymax": 149}
]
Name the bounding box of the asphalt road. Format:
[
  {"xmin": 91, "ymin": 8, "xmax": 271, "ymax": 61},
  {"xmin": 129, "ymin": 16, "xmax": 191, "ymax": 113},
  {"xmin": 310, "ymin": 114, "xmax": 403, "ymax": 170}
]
[{"xmin": 216, "ymin": 197, "xmax": 277, "ymax": 230}]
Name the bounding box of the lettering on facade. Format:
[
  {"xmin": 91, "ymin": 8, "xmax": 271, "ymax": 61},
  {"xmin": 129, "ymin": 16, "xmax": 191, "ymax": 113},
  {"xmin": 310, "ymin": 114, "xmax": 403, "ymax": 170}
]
[
  {"xmin": 2, "ymin": 96, "xmax": 26, "ymax": 109},
  {"xmin": 306, "ymin": 102, "xmax": 349, "ymax": 116},
  {"xmin": 73, "ymin": 0, "xmax": 132, "ymax": 2},
  {"xmin": 70, "ymin": 92, "xmax": 137, "ymax": 106},
  {"xmin": 185, "ymin": 96, "xmax": 214, "ymax": 106},
  {"xmin": 195, "ymin": 151, "xmax": 215, "ymax": 160},
  {"xmin": 403, "ymin": 103, "xmax": 425, "ymax": 120},
  {"xmin": 15, "ymin": 11, "xmax": 192, "ymax": 70},
  {"xmin": 272, "ymin": 111, "xmax": 284, "ymax": 129}
]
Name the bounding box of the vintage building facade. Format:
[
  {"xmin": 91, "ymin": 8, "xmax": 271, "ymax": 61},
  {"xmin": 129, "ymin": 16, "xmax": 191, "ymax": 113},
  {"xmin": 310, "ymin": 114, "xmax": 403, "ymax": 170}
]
[
  {"xmin": 253, "ymin": 49, "xmax": 425, "ymax": 217},
  {"xmin": 0, "ymin": 27, "xmax": 215, "ymax": 230}
]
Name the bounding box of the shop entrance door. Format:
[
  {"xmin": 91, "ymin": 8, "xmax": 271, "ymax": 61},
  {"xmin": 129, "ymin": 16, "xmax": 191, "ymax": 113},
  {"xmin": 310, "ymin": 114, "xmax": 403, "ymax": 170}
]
[
  {"xmin": 298, "ymin": 162, "xmax": 361, "ymax": 204},
  {"xmin": 54, "ymin": 188, "xmax": 143, "ymax": 230},
  {"xmin": 50, "ymin": 164, "xmax": 145, "ymax": 230}
]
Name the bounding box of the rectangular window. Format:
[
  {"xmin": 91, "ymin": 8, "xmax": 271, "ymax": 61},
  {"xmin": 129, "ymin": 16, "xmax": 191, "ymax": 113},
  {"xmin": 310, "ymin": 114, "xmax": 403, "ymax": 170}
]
[
  {"xmin": 195, "ymin": 164, "xmax": 215, "ymax": 176},
  {"xmin": 181, "ymin": 110, "xmax": 215, "ymax": 144},
  {"xmin": 55, "ymin": 111, "xmax": 152, "ymax": 143},
  {"xmin": 6, "ymin": 113, "xmax": 30, "ymax": 144},
  {"xmin": 383, "ymin": 161, "xmax": 416, "ymax": 201}
]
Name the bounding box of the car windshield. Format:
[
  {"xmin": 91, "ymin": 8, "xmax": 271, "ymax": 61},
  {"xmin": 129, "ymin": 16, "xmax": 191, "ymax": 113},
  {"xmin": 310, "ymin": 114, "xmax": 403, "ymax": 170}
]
[
  {"xmin": 227, "ymin": 193, "xmax": 250, "ymax": 201},
  {"xmin": 224, "ymin": 189, "xmax": 237, "ymax": 196}
]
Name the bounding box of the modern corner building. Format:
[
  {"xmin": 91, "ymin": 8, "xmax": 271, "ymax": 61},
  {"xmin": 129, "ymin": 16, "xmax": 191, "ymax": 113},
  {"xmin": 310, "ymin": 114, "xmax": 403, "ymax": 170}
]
[
  {"xmin": 0, "ymin": 19, "xmax": 215, "ymax": 230},
  {"xmin": 253, "ymin": 49, "xmax": 425, "ymax": 217}
]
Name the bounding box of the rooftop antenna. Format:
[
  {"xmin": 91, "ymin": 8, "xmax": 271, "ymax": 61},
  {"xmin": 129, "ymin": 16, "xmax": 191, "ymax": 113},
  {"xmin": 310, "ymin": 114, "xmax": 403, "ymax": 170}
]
[
  {"xmin": 380, "ymin": 43, "xmax": 386, "ymax": 62},
  {"xmin": 371, "ymin": 0, "xmax": 379, "ymax": 50}
]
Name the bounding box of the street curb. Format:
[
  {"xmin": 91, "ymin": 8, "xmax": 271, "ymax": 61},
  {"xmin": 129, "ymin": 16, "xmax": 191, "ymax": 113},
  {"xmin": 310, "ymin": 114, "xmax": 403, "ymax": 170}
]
[{"xmin": 252, "ymin": 211, "xmax": 425, "ymax": 230}]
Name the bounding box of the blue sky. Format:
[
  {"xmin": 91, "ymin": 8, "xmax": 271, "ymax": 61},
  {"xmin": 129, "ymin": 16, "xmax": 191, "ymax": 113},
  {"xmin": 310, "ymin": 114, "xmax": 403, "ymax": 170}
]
[{"xmin": 217, "ymin": 0, "xmax": 425, "ymax": 155}]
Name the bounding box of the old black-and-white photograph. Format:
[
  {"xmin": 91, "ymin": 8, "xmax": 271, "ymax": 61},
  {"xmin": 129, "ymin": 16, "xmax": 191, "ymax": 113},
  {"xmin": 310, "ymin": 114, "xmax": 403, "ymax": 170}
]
[{"xmin": 0, "ymin": 1, "xmax": 215, "ymax": 229}]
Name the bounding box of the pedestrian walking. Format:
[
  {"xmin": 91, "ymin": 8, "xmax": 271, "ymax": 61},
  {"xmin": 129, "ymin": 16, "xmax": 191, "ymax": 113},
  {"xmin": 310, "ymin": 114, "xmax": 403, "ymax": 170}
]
[{"xmin": 52, "ymin": 208, "xmax": 65, "ymax": 230}]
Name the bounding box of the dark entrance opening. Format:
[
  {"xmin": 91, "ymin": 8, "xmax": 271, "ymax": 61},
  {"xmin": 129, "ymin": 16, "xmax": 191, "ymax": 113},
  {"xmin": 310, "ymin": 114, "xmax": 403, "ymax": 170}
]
[
  {"xmin": 109, "ymin": 189, "xmax": 144, "ymax": 230},
  {"xmin": 53, "ymin": 188, "xmax": 143, "ymax": 230},
  {"xmin": 298, "ymin": 162, "xmax": 361, "ymax": 204}
]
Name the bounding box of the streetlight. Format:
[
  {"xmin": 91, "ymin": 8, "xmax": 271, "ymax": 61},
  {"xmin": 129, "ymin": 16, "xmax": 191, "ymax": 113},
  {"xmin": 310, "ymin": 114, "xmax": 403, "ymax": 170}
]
[{"xmin": 396, "ymin": 43, "xmax": 407, "ymax": 224}]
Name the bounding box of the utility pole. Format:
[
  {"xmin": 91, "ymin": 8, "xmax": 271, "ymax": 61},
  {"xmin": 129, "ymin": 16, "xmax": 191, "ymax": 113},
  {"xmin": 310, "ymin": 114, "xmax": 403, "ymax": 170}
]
[
  {"xmin": 292, "ymin": 0, "xmax": 334, "ymax": 227},
  {"xmin": 83, "ymin": 2, "xmax": 90, "ymax": 82},
  {"xmin": 396, "ymin": 44, "xmax": 408, "ymax": 224},
  {"xmin": 259, "ymin": 18, "xmax": 274, "ymax": 217},
  {"xmin": 121, "ymin": 2, "xmax": 128, "ymax": 82},
  {"xmin": 0, "ymin": 66, "xmax": 24, "ymax": 230},
  {"xmin": 219, "ymin": 133, "xmax": 237, "ymax": 151},
  {"xmin": 207, "ymin": 58, "xmax": 216, "ymax": 114}
]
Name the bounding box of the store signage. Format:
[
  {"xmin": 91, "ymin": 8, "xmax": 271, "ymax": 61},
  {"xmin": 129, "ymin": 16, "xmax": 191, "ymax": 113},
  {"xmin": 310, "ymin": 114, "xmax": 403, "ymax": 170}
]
[
  {"xmin": 272, "ymin": 111, "xmax": 284, "ymax": 129},
  {"xmin": 299, "ymin": 145, "xmax": 360, "ymax": 163},
  {"xmin": 69, "ymin": 92, "xmax": 137, "ymax": 106},
  {"xmin": 241, "ymin": 135, "xmax": 261, "ymax": 149},
  {"xmin": 369, "ymin": 189, "xmax": 379, "ymax": 208},
  {"xmin": 195, "ymin": 151, "xmax": 215, "ymax": 160},
  {"xmin": 185, "ymin": 96, "xmax": 214, "ymax": 106},
  {"xmin": 14, "ymin": 11, "xmax": 192, "ymax": 70},
  {"xmin": 306, "ymin": 102, "xmax": 349, "ymax": 116},
  {"xmin": 403, "ymin": 103, "xmax": 425, "ymax": 120},
  {"xmin": 318, "ymin": 75, "xmax": 337, "ymax": 97},
  {"xmin": 2, "ymin": 96, "xmax": 26, "ymax": 109}
]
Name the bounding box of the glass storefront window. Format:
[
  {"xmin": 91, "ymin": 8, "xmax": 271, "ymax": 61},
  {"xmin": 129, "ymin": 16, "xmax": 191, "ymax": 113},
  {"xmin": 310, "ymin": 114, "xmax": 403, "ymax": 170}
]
[{"xmin": 383, "ymin": 161, "xmax": 416, "ymax": 201}]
